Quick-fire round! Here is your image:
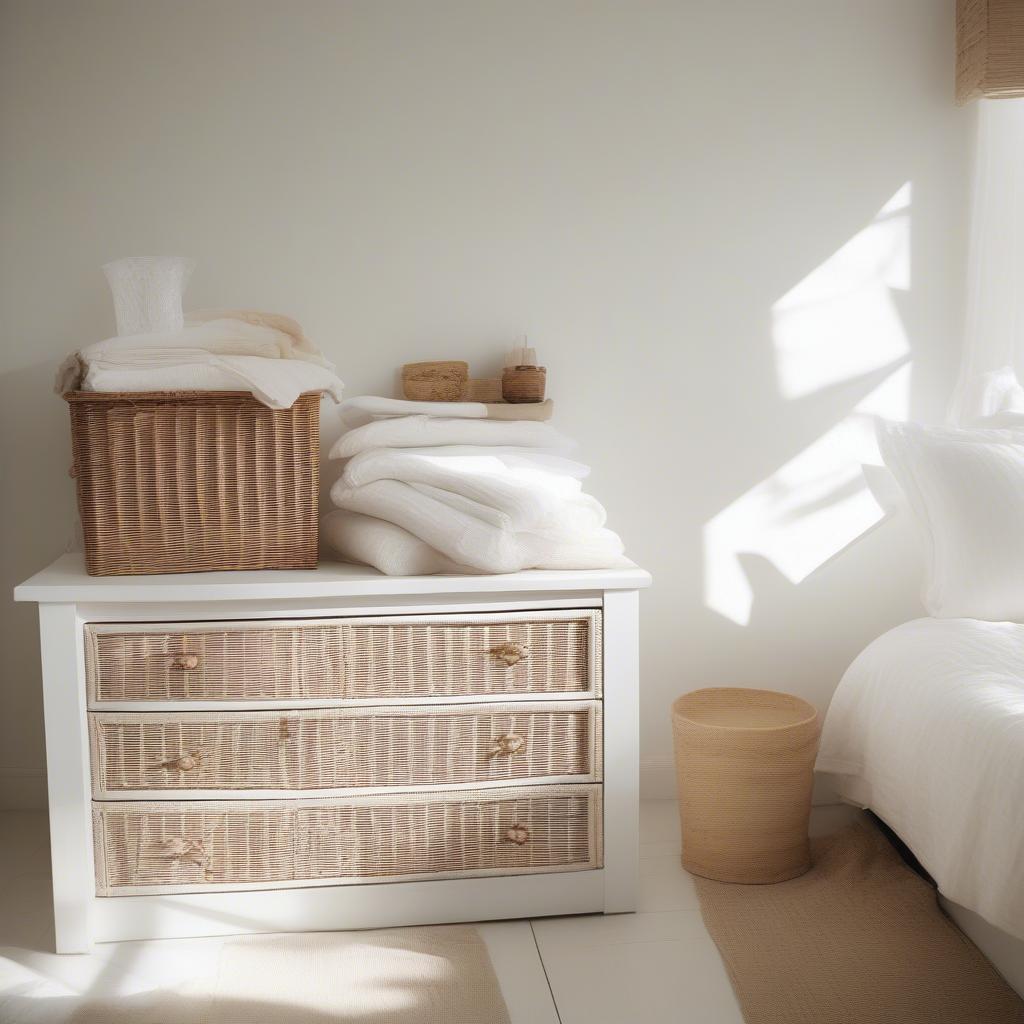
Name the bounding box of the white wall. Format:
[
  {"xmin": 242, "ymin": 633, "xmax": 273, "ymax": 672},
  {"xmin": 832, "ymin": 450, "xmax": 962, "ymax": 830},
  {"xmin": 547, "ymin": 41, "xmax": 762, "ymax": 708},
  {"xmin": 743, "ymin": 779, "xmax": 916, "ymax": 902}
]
[{"xmin": 0, "ymin": 0, "xmax": 970, "ymax": 806}]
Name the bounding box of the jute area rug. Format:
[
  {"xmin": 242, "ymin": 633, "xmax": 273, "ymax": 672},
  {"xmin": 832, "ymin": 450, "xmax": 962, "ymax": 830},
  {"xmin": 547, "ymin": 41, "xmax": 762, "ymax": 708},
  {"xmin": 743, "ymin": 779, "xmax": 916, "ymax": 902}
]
[
  {"xmin": 693, "ymin": 821, "xmax": 1024, "ymax": 1024},
  {"xmin": 70, "ymin": 925, "xmax": 510, "ymax": 1024}
]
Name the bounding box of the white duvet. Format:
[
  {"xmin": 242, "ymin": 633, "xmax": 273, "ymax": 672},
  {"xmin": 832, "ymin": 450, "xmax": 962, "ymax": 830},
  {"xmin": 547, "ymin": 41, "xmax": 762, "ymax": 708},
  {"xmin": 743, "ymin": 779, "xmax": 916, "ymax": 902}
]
[
  {"xmin": 55, "ymin": 314, "xmax": 345, "ymax": 409},
  {"xmin": 818, "ymin": 617, "xmax": 1024, "ymax": 939}
]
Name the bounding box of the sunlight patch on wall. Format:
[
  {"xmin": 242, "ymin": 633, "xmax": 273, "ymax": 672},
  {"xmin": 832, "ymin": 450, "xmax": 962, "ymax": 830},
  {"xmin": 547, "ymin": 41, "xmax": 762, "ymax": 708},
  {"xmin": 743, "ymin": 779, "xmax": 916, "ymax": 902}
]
[
  {"xmin": 704, "ymin": 183, "xmax": 914, "ymax": 626},
  {"xmin": 772, "ymin": 183, "xmax": 911, "ymax": 401},
  {"xmin": 703, "ymin": 362, "xmax": 910, "ymax": 626}
]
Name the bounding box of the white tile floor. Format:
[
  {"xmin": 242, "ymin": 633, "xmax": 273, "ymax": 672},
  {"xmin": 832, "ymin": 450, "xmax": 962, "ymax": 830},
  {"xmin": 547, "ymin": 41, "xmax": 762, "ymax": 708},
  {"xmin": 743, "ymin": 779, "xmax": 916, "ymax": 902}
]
[{"xmin": 0, "ymin": 802, "xmax": 862, "ymax": 1023}]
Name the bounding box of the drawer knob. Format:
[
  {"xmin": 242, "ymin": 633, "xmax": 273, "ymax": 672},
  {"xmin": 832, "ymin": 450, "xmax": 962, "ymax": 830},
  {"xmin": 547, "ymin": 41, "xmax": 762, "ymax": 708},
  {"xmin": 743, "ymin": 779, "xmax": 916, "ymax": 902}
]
[
  {"xmin": 504, "ymin": 824, "xmax": 530, "ymax": 846},
  {"xmin": 489, "ymin": 733, "xmax": 526, "ymax": 757},
  {"xmin": 158, "ymin": 751, "xmax": 203, "ymax": 772},
  {"xmin": 489, "ymin": 642, "xmax": 527, "ymax": 667},
  {"xmin": 151, "ymin": 837, "xmax": 205, "ymax": 866},
  {"xmin": 170, "ymin": 654, "xmax": 200, "ymax": 671}
]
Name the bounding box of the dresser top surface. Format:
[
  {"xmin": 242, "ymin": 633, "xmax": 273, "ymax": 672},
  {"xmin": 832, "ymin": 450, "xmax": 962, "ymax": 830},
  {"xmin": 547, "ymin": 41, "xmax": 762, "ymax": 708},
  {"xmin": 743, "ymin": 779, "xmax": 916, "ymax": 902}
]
[{"xmin": 15, "ymin": 553, "xmax": 652, "ymax": 604}]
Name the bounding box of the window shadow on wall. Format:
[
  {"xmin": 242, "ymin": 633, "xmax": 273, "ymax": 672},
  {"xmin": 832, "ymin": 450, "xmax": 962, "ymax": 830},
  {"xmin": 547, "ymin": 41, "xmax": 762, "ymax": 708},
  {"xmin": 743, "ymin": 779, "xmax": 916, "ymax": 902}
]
[{"xmin": 703, "ymin": 184, "xmax": 913, "ymax": 627}]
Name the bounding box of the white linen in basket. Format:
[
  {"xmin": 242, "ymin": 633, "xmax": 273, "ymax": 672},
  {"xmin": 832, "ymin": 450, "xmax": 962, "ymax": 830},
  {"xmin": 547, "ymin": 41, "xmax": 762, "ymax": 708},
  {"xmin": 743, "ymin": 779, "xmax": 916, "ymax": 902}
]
[
  {"xmin": 878, "ymin": 420, "xmax": 1024, "ymax": 621},
  {"xmin": 82, "ymin": 356, "xmax": 344, "ymax": 409},
  {"xmin": 56, "ymin": 316, "xmax": 344, "ymax": 408}
]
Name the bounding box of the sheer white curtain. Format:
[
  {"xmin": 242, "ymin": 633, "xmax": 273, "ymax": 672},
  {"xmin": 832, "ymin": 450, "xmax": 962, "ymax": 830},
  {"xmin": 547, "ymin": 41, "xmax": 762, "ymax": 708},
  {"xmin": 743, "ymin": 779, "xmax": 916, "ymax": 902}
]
[{"xmin": 949, "ymin": 100, "xmax": 1024, "ymax": 425}]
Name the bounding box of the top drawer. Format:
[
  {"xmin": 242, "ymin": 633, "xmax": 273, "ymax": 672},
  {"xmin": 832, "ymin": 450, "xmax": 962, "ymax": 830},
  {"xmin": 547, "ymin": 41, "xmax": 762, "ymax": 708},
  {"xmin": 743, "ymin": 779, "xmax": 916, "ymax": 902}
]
[{"xmin": 85, "ymin": 610, "xmax": 602, "ymax": 705}]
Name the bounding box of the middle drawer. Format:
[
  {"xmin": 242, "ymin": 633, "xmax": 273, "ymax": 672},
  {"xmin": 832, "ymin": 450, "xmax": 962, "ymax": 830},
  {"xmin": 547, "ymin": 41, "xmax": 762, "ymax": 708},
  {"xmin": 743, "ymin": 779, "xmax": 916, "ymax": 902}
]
[{"xmin": 88, "ymin": 701, "xmax": 602, "ymax": 798}]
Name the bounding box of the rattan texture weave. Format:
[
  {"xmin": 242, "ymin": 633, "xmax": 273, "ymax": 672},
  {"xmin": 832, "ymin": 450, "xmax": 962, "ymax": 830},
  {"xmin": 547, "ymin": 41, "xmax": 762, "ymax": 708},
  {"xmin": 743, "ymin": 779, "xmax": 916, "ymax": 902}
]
[
  {"xmin": 88, "ymin": 701, "xmax": 601, "ymax": 795},
  {"xmin": 501, "ymin": 366, "xmax": 546, "ymax": 403},
  {"xmin": 66, "ymin": 391, "xmax": 320, "ymax": 575},
  {"xmin": 957, "ymin": 0, "xmax": 1024, "ymax": 103},
  {"xmin": 86, "ymin": 612, "xmax": 601, "ymax": 704},
  {"xmin": 401, "ymin": 362, "xmax": 469, "ymax": 401},
  {"xmin": 672, "ymin": 688, "xmax": 820, "ymax": 884},
  {"xmin": 92, "ymin": 785, "xmax": 602, "ymax": 895}
]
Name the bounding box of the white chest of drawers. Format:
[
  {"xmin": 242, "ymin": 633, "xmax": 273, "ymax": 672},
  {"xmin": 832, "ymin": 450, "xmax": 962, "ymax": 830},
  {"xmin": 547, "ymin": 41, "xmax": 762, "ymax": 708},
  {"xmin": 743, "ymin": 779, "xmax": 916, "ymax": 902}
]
[{"xmin": 15, "ymin": 555, "xmax": 650, "ymax": 953}]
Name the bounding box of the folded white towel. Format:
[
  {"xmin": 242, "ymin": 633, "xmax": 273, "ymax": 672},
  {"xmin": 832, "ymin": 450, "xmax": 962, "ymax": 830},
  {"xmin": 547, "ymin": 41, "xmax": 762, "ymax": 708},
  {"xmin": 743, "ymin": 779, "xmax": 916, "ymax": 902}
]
[
  {"xmin": 332, "ymin": 479, "xmax": 628, "ymax": 573},
  {"xmin": 390, "ymin": 446, "xmax": 591, "ymax": 480},
  {"xmin": 338, "ymin": 395, "xmax": 554, "ymax": 427},
  {"xmin": 340, "ymin": 396, "xmax": 493, "ymax": 427},
  {"xmin": 323, "ymin": 509, "xmax": 480, "ymax": 576},
  {"xmin": 337, "ymin": 448, "xmax": 605, "ymax": 532},
  {"xmin": 409, "ymin": 483, "xmax": 512, "ymax": 529},
  {"xmin": 330, "ymin": 416, "xmax": 574, "ymax": 460},
  {"xmin": 56, "ymin": 316, "xmax": 344, "ymax": 409}
]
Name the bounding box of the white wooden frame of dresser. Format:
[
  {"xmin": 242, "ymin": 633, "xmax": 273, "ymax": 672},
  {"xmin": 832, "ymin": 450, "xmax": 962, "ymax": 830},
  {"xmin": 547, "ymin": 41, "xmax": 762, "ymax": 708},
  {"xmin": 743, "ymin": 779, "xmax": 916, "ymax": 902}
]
[{"xmin": 37, "ymin": 587, "xmax": 640, "ymax": 953}]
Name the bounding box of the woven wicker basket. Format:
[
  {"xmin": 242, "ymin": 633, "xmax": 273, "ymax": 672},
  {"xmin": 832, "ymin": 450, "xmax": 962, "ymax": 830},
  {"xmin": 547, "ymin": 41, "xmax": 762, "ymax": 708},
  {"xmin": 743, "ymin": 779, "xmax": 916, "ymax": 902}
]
[
  {"xmin": 672, "ymin": 688, "xmax": 819, "ymax": 884},
  {"xmin": 66, "ymin": 391, "xmax": 320, "ymax": 575}
]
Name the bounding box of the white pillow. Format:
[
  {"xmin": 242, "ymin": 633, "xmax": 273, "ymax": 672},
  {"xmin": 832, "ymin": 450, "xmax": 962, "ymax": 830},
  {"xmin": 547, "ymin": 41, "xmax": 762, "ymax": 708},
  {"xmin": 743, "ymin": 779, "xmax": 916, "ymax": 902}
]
[{"xmin": 878, "ymin": 420, "xmax": 1024, "ymax": 621}]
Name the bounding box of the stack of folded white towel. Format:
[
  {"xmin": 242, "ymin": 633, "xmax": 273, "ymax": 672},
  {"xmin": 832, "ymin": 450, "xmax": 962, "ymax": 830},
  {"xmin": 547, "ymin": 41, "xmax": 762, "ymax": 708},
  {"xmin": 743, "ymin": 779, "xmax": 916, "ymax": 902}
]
[
  {"xmin": 55, "ymin": 309, "xmax": 344, "ymax": 410},
  {"xmin": 324, "ymin": 397, "xmax": 629, "ymax": 575}
]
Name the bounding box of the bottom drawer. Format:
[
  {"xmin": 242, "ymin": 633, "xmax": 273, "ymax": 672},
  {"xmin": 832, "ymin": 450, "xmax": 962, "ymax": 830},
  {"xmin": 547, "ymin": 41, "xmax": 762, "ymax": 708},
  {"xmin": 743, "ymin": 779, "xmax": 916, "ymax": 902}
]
[{"xmin": 92, "ymin": 785, "xmax": 602, "ymax": 895}]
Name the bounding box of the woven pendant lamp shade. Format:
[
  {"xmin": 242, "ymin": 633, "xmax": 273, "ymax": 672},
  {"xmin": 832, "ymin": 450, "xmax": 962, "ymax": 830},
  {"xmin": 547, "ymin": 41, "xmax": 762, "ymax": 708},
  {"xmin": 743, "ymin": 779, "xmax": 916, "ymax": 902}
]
[
  {"xmin": 672, "ymin": 688, "xmax": 820, "ymax": 884},
  {"xmin": 957, "ymin": 0, "xmax": 1024, "ymax": 104}
]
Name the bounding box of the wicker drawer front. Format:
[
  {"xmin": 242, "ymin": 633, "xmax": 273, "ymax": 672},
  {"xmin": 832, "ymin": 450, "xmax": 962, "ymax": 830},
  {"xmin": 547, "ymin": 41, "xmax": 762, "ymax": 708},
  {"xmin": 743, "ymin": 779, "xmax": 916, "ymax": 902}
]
[
  {"xmin": 89, "ymin": 702, "xmax": 602, "ymax": 796},
  {"xmin": 86, "ymin": 612, "xmax": 601, "ymax": 704},
  {"xmin": 93, "ymin": 786, "xmax": 602, "ymax": 895}
]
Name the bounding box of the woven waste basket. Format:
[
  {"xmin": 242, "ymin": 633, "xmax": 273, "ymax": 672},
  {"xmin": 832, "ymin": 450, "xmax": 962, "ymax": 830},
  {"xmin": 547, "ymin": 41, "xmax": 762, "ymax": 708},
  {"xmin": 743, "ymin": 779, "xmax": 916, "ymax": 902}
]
[
  {"xmin": 672, "ymin": 687, "xmax": 820, "ymax": 884},
  {"xmin": 66, "ymin": 390, "xmax": 320, "ymax": 576}
]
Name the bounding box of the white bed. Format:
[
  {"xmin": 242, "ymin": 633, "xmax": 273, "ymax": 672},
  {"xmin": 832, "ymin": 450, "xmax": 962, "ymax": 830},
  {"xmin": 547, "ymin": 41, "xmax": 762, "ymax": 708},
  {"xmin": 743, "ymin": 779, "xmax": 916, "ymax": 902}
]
[{"xmin": 818, "ymin": 617, "xmax": 1024, "ymax": 950}]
